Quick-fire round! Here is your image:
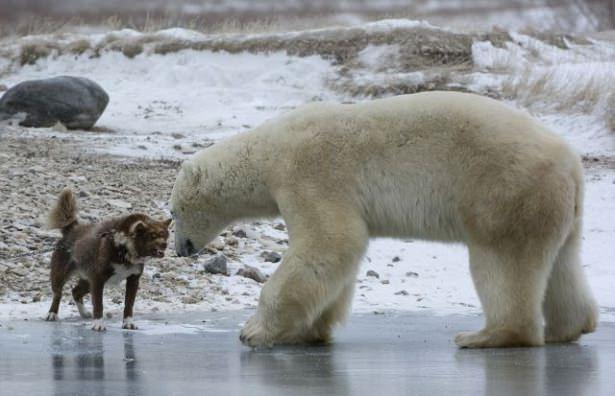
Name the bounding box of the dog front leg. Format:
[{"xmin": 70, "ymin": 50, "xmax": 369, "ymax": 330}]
[
  {"xmin": 122, "ymin": 274, "xmax": 140, "ymax": 330},
  {"xmin": 90, "ymin": 280, "xmax": 106, "ymax": 331}
]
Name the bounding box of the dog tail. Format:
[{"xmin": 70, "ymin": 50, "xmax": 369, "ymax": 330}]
[{"xmin": 48, "ymin": 188, "xmax": 78, "ymax": 233}]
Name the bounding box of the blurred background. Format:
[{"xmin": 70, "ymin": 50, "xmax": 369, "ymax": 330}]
[{"xmin": 1, "ymin": 0, "xmax": 614, "ymax": 36}]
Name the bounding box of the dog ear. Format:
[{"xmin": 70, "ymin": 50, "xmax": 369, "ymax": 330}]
[{"xmin": 130, "ymin": 221, "xmax": 146, "ymax": 235}]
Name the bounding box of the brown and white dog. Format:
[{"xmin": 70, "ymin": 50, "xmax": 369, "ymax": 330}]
[{"xmin": 45, "ymin": 188, "xmax": 171, "ymax": 331}]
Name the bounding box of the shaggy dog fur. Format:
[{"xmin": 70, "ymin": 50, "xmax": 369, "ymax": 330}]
[
  {"xmin": 170, "ymin": 91, "xmax": 598, "ymax": 348},
  {"xmin": 46, "ymin": 188, "xmax": 171, "ymax": 331}
]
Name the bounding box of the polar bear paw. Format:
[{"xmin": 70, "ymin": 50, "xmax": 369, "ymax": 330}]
[
  {"xmin": 455, "ymin": 328, "xmax": 543, "ymax": 348},
  {"xmin": 239, "ymin": 315, "xmax": 274, "ymax": 348}
]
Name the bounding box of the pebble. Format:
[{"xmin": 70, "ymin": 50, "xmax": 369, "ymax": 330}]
[
  {"xmin": 225, "ymin": 236, "xmax": 239, "ymax": 247},
  {"xmin": 182, "ymin": 296, "xmax": 198, "ymax": 304},
  {"xmin": 236, "ymin": 265, "xmax": 267, "ymax": 283},
  {"xmin": 405, "ymin": 271, "xmax": 419, "ymax": 278},
  {"xmin": 203, "ymin": 254, "xmax": 228, "ymax": 275},
  {"xmin": 107, "ymin": 199, "xmax": 132, "ymax": 209},
  {"xmin": 394, "ymin": 290, "xmax": 409, "ymax": 296},
  {"xmin": 232, "ymin": 229, "xmax": 247, "ymax": 238},
  {"xmin": 209, "ymin": 237, "xmax": 225, "ymax": 251},
  {"xmin": 366, "ymin": 270, "xmax": 380, "ymax": 279},
  {"xmin": 261, "ymin": 251, "xmax": 282, "ymax": 263}
]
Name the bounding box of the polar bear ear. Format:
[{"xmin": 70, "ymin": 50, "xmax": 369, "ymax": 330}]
[{"xmin": 181, "ymin": 160, "xmax": 201, "ymax": 184}]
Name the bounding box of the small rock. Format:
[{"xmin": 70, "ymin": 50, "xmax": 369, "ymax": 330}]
[
  {"xmin": 395, "ymin": 290, "xmax": 409, "ymax": 296},
  {"xmin": 273, "ymin": 223, "xmax": 286, "ymax": 231},
  {"xmin": 203, "ymin": 254, "xmax": 228, "ymax": 275},
  {"xmin": 232, "ymin": 229, "xmax": 247, "ymax": 238},
  {"xmin": 78, "ymin": 190, "xmax": 90, "ymax": 198},
  {"xmin": 392, "ymin": 256, "xmax": 401, "ymax": 262},
  {"xmin": 381, "ymin": 279, "xmax": 390, "ymax": 285},
  {"xmin": 171, "ymin": 132, "xmax": 185, "ymax": 139},
  {"xmin": 405, "ymin": 271, "xmax": 419, "ymax": 278},
  {"xmin": 209, "ymin": 238, "xmax": 225, "ymax": 251},
  {"xmin": 366, "ymin": 270, "xmax": 380, "ymax": 279},
  {"xmin": 107, "ymin": 199, "xmax": 132, "ymax": 209},
  {"xmin": 236, "ymin": 265, "xmax": 267, "ymax": 283},
  {"xmin": 181, "ymin": 296, "xmax": 198, "ymax": 304},
  {"xmin": 51, "ymin": 121, "xmax": 68, "ymax": 132},
  {"xmin": 0, "ymin": 76, "xmax": 109, "ymax": 129},
  {"xmin": 225, "ymin": 236, "xmax": 238, "ymax": 247},
  {"xmin": 261, "ymin": 251, "xmax": 282, "ymax": 263}
]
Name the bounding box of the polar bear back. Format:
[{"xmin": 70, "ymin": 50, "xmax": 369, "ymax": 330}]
[{"xmin": 192, "ymin": 91, "xmax": 581, "ymax": 245}]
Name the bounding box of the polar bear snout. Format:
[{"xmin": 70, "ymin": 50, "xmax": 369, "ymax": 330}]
[{"xmin": 175, "ymin": 236, "xmax": 196, "ymax": 257}]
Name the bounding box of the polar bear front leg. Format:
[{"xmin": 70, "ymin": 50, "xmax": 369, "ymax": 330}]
[
  {"xmin": 456, "ymin": 244, "xmax": 553, "ymax": 348},
  {"xmin": 240, "ymin": 202, "xmax": 368, "ymax": 347}
]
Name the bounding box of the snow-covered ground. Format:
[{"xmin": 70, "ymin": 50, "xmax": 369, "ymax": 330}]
[{"xmin": 1, "ymin": 20, "xmax": 614, "ymax": 325}]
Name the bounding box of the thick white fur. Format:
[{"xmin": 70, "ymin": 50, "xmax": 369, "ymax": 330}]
[
  {"xmin": 171, "ymin": 91, "xmax": 598, "ymax": 348},
  {"xmin": 122, "ymin": 316, "xmax": 137, "ymax": 330},
  {"xmin": 92, "ymin": 319, "xmax": 106, "ymax": 332}
]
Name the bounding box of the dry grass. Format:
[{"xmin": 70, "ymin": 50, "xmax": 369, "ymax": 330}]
[{"xmin": 0, "ymin": 12, "xmax": 363, "ymax": 39}]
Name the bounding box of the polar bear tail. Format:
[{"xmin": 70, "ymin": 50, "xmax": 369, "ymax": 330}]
[{"xmin": 48, "ymin": 188, "xmax": 78, "ymax": 233}]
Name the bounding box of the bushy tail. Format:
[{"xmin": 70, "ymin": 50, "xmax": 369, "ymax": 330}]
[{"xmin": 48, "ymin": 188, "xmax": 78, "ymax": 232}]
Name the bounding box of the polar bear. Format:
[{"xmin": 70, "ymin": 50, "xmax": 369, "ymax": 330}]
[{"xmin": 171, "ymin": 91, "xmax": 597, "ymax": 348}]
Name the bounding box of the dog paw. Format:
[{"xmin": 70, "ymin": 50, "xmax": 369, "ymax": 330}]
[
  {"xmin": 46, "ymin": 312, "xmax": 58, "ymax": 321},
  {"xmin": 122, "ymin": 317, "xmax": 138, "ymax": 330},
  {"xmin": 239, "ymin": 315, "xmax": 274, "ymax": 348},
  {"xmin": 91, "ymin": 319, "xmax": 106, "ymax": 332}
]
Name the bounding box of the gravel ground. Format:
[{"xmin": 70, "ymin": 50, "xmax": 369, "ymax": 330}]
[{"xmin": 0, "ymin": 133, "xmax": 286, "ymax": 317}]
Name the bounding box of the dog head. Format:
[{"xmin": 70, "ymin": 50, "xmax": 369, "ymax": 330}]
[{"xmin": 116, "ymin": 215, "xmax": 172, "ymax": 259}]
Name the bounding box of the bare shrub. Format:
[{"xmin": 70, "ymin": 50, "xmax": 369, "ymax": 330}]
[{"xmin": 20, "ymin": 41, "xmax": 60, "ymax": 65}]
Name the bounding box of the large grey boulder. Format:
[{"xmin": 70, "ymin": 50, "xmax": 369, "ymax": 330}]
[{"xmin": 0, "ymin": 76, "xmax": 109, "ymax": 129}]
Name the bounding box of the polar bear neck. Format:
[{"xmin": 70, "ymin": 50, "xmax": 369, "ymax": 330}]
[{"xmin": 191, "ymin": 136, "xmax": 280, "ymax": 221}]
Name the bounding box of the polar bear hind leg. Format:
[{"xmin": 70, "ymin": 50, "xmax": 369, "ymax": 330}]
[
  {"xmin": 240, "ymin": 197, "xmax": 368, "ymax": 347},
  {"xmin": 455, "ymin": 243, "xmax": 555, "ymax": 348},
  {"xmin": 543, "ymin": 221, "xmax": 598, "ymax": 343},
  {"xmin": 303, "ymin": 282, "xmax": 357, "ymax": 344}
]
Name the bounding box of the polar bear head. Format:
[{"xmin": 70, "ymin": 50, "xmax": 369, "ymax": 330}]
[{"xmin": 170, "ymin": 158, "xmax": 225, "ymax": 256}]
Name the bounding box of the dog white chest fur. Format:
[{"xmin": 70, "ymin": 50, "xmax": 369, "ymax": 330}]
[
  {"xmin": 107, "ymin": 263, "xmax": 143, "ymax": 286},
  {"xmin": 171, "ymin": 91, "xmax": 597, "ymax": 348}
]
